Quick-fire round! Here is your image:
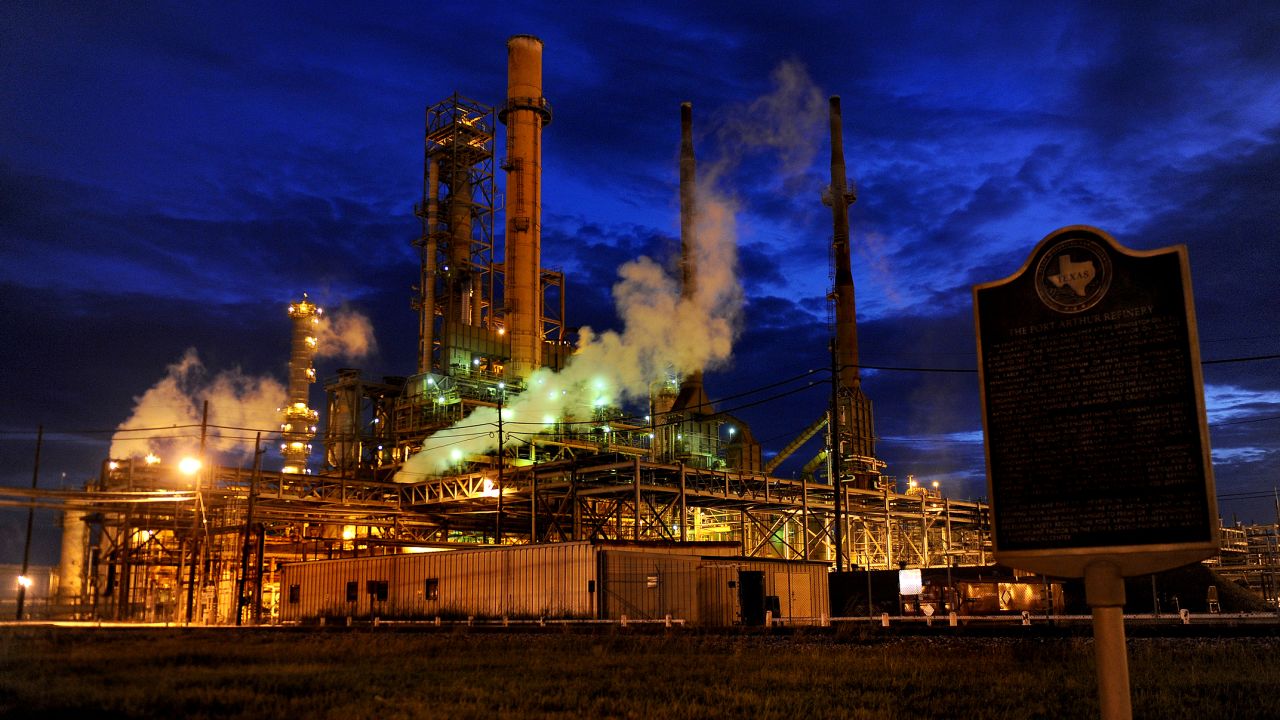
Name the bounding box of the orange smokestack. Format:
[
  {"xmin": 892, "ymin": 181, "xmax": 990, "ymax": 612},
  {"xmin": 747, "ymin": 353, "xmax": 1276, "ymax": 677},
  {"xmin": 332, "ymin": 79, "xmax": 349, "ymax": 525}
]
[{"xmin": 500, "ymin": 35, "xmax": 552, "ymax": 381}]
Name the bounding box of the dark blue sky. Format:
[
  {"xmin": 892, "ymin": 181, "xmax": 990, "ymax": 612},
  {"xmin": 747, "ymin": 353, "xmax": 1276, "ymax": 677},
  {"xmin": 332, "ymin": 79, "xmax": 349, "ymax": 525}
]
[{"xmin": 3, "ymin": 1, "xmax": 1279, "ymax": 563}]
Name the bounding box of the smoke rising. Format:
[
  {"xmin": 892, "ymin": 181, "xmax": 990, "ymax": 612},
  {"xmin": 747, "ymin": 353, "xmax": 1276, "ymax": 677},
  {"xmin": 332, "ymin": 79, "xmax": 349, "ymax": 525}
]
[
  {"xmin": 316, "ymin": 307, "xmax": 377, "ymax": 359},
  {"xmin": 714, "ymin": 60, "xmax": 827, "ymax": 178},
  {"xmin": 396, "ymin": 63, "xmax": 826, "ymax": 480},
  {"xmin": 109, "ymin": 348, "xmax": 286, "ymax": 462}
]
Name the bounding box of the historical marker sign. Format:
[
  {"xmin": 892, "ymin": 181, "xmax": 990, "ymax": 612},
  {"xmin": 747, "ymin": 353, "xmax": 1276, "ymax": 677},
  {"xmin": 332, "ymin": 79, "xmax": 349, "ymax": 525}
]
[{"xmin": 974, "ymin": 226, "xmax": 1218, "ymax": 578}]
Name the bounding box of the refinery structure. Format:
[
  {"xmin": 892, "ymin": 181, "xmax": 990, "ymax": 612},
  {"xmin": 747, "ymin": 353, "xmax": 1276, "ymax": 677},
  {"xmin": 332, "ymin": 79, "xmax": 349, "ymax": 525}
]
[{"xmin": 7, "ymin": 36, "xmax": 1271, "ymax": 624}]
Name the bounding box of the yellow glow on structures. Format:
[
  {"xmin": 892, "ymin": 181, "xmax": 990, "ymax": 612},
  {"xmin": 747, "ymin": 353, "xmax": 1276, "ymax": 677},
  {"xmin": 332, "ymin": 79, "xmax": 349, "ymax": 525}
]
[
  {"xmin": 282, "ymin": 465, "xmax": 301, "ymax": 474},
  {"xmin": 144, "ymin": 453, "xmax": 161, "ymax": 465},
  {"xmin": 284, "ymin": 295, "xmax": 321, "ymax": 474},
  {"xmin": 342, "ymin": 525, "xmax": 357, "ymax": 541},
  {"xmin": 178, "ymin": 457, "xmax": 202, "ymax": 476}
]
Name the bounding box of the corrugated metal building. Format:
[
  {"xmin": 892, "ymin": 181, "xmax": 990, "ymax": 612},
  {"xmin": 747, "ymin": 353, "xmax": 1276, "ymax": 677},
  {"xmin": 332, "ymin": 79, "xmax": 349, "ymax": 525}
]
[{"xmin": 279, "ymin": 541, "xmax": 829, "ymax": 626}]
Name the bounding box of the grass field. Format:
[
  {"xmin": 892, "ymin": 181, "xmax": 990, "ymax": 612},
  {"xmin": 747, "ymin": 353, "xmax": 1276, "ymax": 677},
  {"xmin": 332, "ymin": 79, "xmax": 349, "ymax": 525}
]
[{"xmin": 1, "ymin": 627, "xmax": 1278, "ymax": 719}]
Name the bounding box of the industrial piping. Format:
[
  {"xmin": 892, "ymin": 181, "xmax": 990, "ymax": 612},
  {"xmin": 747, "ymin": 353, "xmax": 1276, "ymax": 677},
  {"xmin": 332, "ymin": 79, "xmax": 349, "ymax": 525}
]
[{"xmin": 500, "ymin": 35, "xmax": 552, "ymax": 381}]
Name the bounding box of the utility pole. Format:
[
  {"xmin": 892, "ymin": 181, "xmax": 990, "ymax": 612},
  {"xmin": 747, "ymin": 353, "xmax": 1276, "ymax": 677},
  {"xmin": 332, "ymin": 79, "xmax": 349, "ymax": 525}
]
[
  {"xmin": 830, "ymin": 340, "xmax": 844, "ymax": 572},
  {"xmin": 496, "ymin": 384, "xmax": 505, "ymax": 544},
  {"xmin": 236, "ymin": 433, "xmax": 263, "ymax": 626},
  {"xmin": 16, "ymin": 425, "xmax": 43, "ymax": 620},
  {"xmin": 186, "ymin": 401, "xmax": 208, "ymax": 624}
]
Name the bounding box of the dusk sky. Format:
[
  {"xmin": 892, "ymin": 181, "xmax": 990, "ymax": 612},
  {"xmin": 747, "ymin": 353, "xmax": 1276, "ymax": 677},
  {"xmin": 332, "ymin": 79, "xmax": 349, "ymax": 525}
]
[{"xmin": 3, "ymin": 1, "xmax": 1278, "ymax": 564}]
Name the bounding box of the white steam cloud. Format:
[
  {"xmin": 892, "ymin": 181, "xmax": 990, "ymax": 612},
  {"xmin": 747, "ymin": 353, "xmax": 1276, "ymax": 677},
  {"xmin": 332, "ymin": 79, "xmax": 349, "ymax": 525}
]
[
  {"xmin": 109, "ymin": 348, "xmax": 286, "ymax": 463},
  {"xmin": 316, "ymin": 308, "xmax": 377, "ymax": 359},
  {"xmin": 396, "ymin": 63, "xmax": 827, "ymax": 481}
]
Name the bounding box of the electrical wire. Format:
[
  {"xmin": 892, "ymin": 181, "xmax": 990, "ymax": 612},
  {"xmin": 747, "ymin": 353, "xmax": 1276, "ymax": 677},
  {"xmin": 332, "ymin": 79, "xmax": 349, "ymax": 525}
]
[{"xmin": 0, "ymin": 352, "xmax": 1274, "ymax": 440}]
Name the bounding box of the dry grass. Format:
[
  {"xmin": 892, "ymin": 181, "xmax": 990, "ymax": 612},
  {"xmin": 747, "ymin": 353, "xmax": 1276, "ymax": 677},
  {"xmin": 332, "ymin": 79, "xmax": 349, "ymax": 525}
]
[{"xmin": 1, "ymin": 628, "xmax": 1277, "ymax": 719}]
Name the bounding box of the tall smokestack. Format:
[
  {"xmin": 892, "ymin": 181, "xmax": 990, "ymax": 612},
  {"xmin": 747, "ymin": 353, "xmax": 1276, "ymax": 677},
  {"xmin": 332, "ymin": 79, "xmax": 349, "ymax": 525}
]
[
  {"xmin": 282, "ymin": 294, "xmax": 320, "ymax": 474},
  {"xmin": 680, "ymin": 102, "xmax": 697, "ymax": 302},
  {"xmin": 674, "ymin": 102, "xmax": 709, "ymax": 413},
  {"xmin": 500, "ymin": 35, "xmax": 552, "ymax": 381},
  {"xmin": 825, "ymin": 96, "xmax": 877, "ymax": 486},
  {"xmin": 827, "ymin": 96, "xmax": 859, "ymax": 390},
  {"xmin": 418, "ymin": 157, "xmax": 439, "ymax": 374}
]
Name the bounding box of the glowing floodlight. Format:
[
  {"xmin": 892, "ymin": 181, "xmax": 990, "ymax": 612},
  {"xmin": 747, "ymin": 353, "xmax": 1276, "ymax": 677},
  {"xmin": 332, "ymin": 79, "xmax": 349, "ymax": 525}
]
[{"xmin": 178, "ymin": 457, "xmax": 202, "ymax": 476}]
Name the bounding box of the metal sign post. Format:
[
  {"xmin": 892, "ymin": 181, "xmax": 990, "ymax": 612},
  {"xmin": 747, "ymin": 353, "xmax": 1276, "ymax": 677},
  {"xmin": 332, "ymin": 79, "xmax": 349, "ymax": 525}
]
[{"xmin": 974, "ymin": 226, "xmax": 1219, "ymax": 720}]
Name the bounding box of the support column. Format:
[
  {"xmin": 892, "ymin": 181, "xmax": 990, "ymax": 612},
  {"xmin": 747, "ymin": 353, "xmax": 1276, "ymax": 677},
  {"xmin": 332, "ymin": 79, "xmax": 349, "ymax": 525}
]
[
  {"xmin": 633, "ymin": 457, "xmax": 642, "ymax": 541},
  {"xmin": 678, "ymin": 463, "xmax": 687, "ymax": 542},
  {"xmin": 1087, "ymin": 562, "xmax": 1132, "ymax": 720}
]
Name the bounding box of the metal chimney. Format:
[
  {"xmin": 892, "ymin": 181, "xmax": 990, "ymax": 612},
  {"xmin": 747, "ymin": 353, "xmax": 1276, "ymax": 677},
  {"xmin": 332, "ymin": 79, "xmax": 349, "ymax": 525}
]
[
  {"xmin": 500, "ymin": 35, "xmax": 552, "ymax": 381},
  {"xmin": 825, "ymin": 96, "xmax": 877, "ymax": 485},
  {"xmin": 827, "ymin": 96, "xmax": 859, "ymax": 390},
  {"xmin": 673, "ymin": 102, "xmax": 711, "ymax": 413}
]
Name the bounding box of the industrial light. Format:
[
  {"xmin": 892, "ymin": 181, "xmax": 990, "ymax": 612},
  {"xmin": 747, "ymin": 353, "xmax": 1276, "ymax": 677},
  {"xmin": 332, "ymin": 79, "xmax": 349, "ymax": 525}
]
[
  {"xmin": 178, "ymin": 457, "xmax": 202, "ymax": 476},
  {"xmin": 144, "ymin": 453, "xmax": 161, "ymax": 465},
  {"xmin": 17, "ymin": 575, "xmax": 32, "ymax": 589},
  {"xmin": 107, "ymin": 461, "xmax": 120, "ymax": 470}
]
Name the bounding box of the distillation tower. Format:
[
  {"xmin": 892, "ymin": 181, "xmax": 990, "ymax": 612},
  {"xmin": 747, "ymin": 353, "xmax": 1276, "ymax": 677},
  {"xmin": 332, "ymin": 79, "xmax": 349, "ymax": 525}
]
[{"xmin": 282, "ymin": 294, "xmax": 321, "ymax": 474}]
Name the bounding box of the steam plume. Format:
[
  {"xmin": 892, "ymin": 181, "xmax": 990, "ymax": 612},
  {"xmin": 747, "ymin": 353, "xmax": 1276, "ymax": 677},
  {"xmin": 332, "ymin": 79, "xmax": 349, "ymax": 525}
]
[
  {"xmin": 316, "ymin": 308, "xmax": 377, "ymax": 359},
  {"xmin": 109, "ymin": 348, "xmax": 286, "ymax": 462}
]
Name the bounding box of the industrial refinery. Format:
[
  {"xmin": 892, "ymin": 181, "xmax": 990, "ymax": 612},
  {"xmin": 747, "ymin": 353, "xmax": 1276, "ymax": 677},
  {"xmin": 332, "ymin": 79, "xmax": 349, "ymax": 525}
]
[{"xmin": 5, "ymin": 35, "xmax": 1272, "ymax": 626}]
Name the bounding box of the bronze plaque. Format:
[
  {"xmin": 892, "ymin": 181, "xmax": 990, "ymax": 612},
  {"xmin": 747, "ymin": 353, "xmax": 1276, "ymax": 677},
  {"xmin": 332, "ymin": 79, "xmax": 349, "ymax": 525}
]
[{"xmin": 974, "ymin": 226, "xmax": 1218, "ymax": 577}]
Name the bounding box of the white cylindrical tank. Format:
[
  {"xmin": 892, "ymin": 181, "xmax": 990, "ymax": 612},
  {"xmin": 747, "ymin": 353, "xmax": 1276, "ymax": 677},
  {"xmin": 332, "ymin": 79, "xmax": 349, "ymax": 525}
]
[{"xmin": 57, "ymin": 509, "xmax": 89, "ymax": 605}]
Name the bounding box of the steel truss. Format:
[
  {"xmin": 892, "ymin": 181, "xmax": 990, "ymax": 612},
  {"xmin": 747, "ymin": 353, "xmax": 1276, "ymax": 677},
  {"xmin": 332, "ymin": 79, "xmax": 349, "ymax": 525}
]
[{"xmin": 399, "ymin": 454, "xmax": 994, "ymax": 569}]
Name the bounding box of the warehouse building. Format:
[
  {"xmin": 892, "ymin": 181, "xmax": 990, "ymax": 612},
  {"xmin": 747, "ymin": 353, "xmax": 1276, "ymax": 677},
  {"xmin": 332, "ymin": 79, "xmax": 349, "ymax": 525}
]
[{"xmin": 280, "ymin": 541, "xmax": 829, "ymax": 627}]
